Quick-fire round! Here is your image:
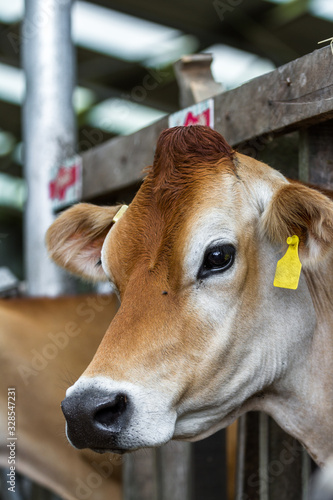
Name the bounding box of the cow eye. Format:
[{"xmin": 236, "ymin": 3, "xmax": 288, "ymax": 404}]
[{"xmin": 198, "ymin": 244, "xmax": 235, "ymax": 279}]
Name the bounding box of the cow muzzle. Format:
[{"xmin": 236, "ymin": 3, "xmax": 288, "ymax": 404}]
[
  {"xmin": 61, "ymin": 389, "xmax": 132, "ymax": 453},
  {"xmin": 62, "ymin": 376, "xmax": 177, "ymax": 453}
]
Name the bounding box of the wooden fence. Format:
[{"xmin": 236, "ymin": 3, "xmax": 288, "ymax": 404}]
[{"xmin": 64, "ymin": 45, "xmax": 333, "ymax": 500}]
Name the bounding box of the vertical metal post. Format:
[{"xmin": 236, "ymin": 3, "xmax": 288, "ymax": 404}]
[{"xmin": 22, "ymin": 0, "xmax": 76, "ymax": 296}]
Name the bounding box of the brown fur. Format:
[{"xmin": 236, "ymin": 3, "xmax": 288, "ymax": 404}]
[
  {"xmin": 46, "ymin": 204, "xmax": 121, "ymax": 281},
  {"xmin": 262, "ymin": 182, "xmax": 333, "ymax": 261},
  {"xmin": 109, "ymin": 127, "xmax": 236, "ymax": 291},
  {"xmin": 0, "ymin": 294, "xmax": 121, "ymax": 500},
  {"xmin": 45, "ymin": 126, "xmax": 333, "ymax": 471},
  {"xmin": 150, "ymin": 125, "xmax": 234, "ymax": 207}
]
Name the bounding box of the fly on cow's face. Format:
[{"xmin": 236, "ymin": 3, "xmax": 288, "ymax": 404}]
[{"xmin": 198, "ymin": 244, "xmax": 235, "ymax": 279}]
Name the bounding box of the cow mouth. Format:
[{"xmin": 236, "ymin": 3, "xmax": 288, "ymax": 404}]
[{"xmin": 91, "ymin": 447, "xmax": 127, "ymax": 455}]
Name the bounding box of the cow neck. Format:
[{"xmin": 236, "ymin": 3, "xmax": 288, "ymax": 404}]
[
  {"xmin": 259, "ymin": 253, "xmax": 333, "ymax": 466},
  {"xmin": 303, "ymin": 252, "xmax": 333, "ymax": 400}
]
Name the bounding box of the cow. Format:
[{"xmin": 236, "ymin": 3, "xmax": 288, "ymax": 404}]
[
  {"xmin": 46, "ymin": 125, "xmax": 333, "ymax": 467},
  {"xmin": 0, "ymin": 293, "xmax": 122, "ymax": 500}
]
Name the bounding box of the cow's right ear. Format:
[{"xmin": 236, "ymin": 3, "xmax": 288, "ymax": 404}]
[
  {"xmin": 46, "ymin": 203, "xmax": 121, "ymax": 282},
  {"xmin": 261, "ymin": 183, "xmax": 333, "ymax": 267}
]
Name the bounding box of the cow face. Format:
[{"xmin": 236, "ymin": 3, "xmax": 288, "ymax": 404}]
[{"xmin": 47, "ymin": 126, "xmax": 333, "ymax": 454}]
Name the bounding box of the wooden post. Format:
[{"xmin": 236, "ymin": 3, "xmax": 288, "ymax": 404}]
[
  {"xmin": 299, "ymin": 120, "xmax": 333, "ymax": 189},
  {"xmin": 156, "ymin": 442, "xmax": 192, "ymax": 500},
  {"xmin": 174, "ymin": 54, "xmax": 223, "ymax": 108},
  {"xmin": 123, "ymin": 449, "xmax": 158, "ymax": 500}
]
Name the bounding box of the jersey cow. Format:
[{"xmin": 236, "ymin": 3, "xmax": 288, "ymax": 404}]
[
  {"xmin": 0, "ymin": 294, "xmax": 122, "ymax": 500},
  {"xmin": 46, "ymin": 125, "xmax": 333, "ymax": 466}
]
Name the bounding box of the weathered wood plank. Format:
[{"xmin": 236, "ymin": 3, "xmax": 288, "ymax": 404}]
[
  {"xmin": 81, "ymin": 46, "xmax": 333, "ymax": 201},
  {"xmin": 174, "ymin": 54, "xmax": 223, "ymax": 108},
  {"xmin": 123, "ymin": 450, "xmax": 157, "ymax": 500},
  {"xmin": 299, "ymin": 119, "xmax": 333, "ymax": 189},
  {"xmin": 155, "ymin": 442, "xmax": 192, "ymax": 500},
  {"xmin": 82, "ymin": 117, "xmax": 168, "ymax": 200},
  {"xmin": 215, "ymin": 47, "xmax": 333, "ymax": 146}
]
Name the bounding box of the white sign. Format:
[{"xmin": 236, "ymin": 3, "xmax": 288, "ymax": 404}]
[
  {"xmin": 168, "ymin": 98, "xmax": 214, "ymax": 128},
  {"xmin": 49, "ymin": 155, "xmax": 82, "ymax": 211}
]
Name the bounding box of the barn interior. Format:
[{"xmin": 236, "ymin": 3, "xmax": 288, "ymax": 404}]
[
  {"xmin": 1, "ymin": 0, "xmax": 333, "ymax": 281},
  {"xmin": 0, "ymin": 1, "xmax": 333, "ymax": 499}
]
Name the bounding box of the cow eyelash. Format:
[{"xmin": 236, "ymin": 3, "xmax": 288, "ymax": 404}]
[
  {"xmin": 197, "ymin": 244, "xmax": 236, "ymax": 280},
  {"xmin": 96, "ymin": 259, "xmax": 102, "ymax": 267}
]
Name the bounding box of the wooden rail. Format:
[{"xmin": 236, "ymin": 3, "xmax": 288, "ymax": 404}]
[{"xmin": 80, "ymin": 46, "xmax": 333, "ymax": 201}]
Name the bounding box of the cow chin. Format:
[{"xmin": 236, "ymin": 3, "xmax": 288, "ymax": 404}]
[{"xmin": 61, "ymin": 376, "xmax": 177, "ymax": 454}]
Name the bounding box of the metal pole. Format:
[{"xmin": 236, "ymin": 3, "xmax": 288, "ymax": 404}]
[{"xmin": 22, "ymin": 0, "xmax": 76, "ymax": 296}]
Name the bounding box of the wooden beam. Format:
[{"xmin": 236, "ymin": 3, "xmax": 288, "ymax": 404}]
[
  {"xmin": 80, "ymin": 46, "xmax": 333, "ymax": 201},
  {"xmin": 81, "ymin": 117, "xmax": 168, "ymax": 200},
  {"xmin": 216, "ymin": 46, "xmax": 333, "ymax": 146}
]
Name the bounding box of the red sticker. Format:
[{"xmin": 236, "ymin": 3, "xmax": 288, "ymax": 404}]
[
  {"xmin": 169, "ymin": 99, "xmax": 214, "ymax": 128},
  {"xmin": 49, "ymin": 156, "xmax": 82, "ymax": 210},
  {"xmin": 49, "ymin": 164, "xmax": 79, "ymax": 201}
]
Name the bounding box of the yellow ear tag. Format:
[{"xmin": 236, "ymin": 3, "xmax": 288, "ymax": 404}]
[
  {"xmin": 273, "ymin": 235, "xmax": 302, "ymax": 290},
  {"xmin": 112, "ymin": 205, "xmax": 128, "ymax": 223}
]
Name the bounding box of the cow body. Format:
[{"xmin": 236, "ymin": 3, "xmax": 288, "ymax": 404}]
[
  {"xmin": 0, "ymin": 294, "xmax": 122, "ymax": 500},
  {"xmin": 47, "ymin": 126, "xmax": 333, "ymax": 466}
]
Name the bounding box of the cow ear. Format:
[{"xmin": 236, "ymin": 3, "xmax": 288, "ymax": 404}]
[
  {"xmin": 262, "ymin": 183, "xmax": 333, "ymax": 266},
  {"xmin": 46, "ymin": 203, "xmax": 121, "ymax": 282}
]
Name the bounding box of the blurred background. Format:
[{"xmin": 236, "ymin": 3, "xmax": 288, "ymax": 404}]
[{"xmin": 0, "ymin": 0, "xmax": 333, "ymax": 282}]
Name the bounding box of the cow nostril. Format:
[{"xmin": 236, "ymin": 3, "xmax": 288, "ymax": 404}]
[{"xmin": 94, "ymin": 394, "xmax": 128, "ymax": 428}]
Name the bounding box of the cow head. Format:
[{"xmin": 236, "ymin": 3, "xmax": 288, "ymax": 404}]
[{"xmin": 46, "ymin": 126, "xmax": 333, "ymax": 454}]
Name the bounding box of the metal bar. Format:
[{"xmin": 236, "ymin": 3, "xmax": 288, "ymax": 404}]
[
  {"xmin": 259, "ymin": 413, "xmax": 269, "ymax": 500},
  {"xmin": 22, "ymin": 0, "xmax": 77, "ymax": 296},
  {"xmin": 266, "ymin": 417, "xmax": 303, "ymax": 500},
  {"xmin": 191, "ymin": 430, "xmax": 227, "ymax": 500},
  {"xmin": 20, "ymin": 2, "xmax": 76, "ymax": 497},
  {"xmin": 235, "ymin": 413, "xmax": 260, "ymax": 500}
]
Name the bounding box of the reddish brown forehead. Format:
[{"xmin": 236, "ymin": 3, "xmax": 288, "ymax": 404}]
[
  {"xmin": 105, "ymin": 126, "xmax": 236, "ymax": 291},
  {"xmin": 149, "ymin": 125, "xmax": 234, "ymax": 210}
]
